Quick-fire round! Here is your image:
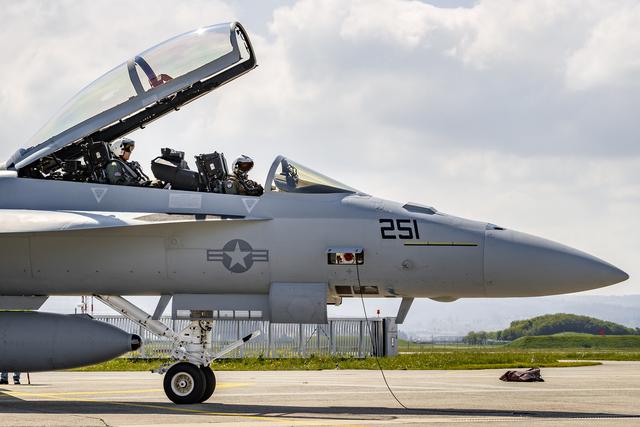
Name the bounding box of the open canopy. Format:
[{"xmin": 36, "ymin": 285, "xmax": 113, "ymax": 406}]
[{"xmin": 3, "ymin": 22, "xmax": 256, "ymax": 171}]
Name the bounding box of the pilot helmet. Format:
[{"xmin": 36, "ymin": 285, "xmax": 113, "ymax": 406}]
[
  {"xmin": 233, "ymin": 155, "xmax": 254, "ymax": 177},
  {"xmin": 110, "ymin": 138, "xmax": 135, "ymax": 158}
]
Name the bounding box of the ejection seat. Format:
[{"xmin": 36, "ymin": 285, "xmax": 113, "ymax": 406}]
[
  {"xmin": 150, "ymin": 148, "xmax": 230, "ymax": 193},
  {"xmin": 87, "ymin": 141, "xmax": 113, "ymax": 184},
  {"xmin": 151, "ymin": 148, "xmax": 200, "ymax": 191}
]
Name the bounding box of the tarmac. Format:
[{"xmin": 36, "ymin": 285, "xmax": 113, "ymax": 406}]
[{"xmin": 1, "ymin": 361, "xmax": 640, "ymax": 426}]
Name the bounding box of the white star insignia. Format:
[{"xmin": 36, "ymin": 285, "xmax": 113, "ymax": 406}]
[{"xmin": 226, "ymin": 241, "xmax": 251, "ymax": 269}]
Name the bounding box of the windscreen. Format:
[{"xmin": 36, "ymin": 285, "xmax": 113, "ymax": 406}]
[
  {"xmin": 27, "ymin": 24, "xmax": 235, "ymax": 148},
  {"xmin": 272, "ymin": 158, "xmax": 358, "ymax": 194}
]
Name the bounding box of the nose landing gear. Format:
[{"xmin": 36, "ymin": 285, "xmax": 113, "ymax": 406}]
[{"xmin": 95, "ymin": 295, "xmax": 256, "ymax": 405}]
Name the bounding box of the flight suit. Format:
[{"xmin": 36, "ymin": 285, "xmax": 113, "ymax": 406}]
[
  {"xmin": 105, "ymin": 160, "xmax": 146, "ymax": 186},
  {"xmin": 223, "ymin": 175, "xmax": 244, "ymax": 195},
  {"xmin": 223, "ymin": 175, "xmax": 264, "ymax": 196}
]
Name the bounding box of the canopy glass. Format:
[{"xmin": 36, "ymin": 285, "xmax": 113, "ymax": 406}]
[
  {"xmin": 28, "ymin": 24, "xmax": 235, "ymax": 148},
  {"xmin": 267, "ymin": 157, "xmax": 358, "ymax": 194}
]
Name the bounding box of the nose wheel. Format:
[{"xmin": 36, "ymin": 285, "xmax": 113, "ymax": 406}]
[{"xmin": 163, "ymin": 362, "xmax": 217, "ymax": 404}]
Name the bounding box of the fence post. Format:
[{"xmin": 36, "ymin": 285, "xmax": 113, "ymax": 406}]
[
  {"xmin": 267, "ymin": 322, "xmax": 272, "ymax": 358},
  {"xmin": 358, "ymin": 320, "xmax": 364, "ymax": 358},
  {"xmin": 298, "ymin": 323, "xmax": 303, "ymax": 357},
  {"xmin": 330, "ymin": 320, "xmax": 335, "ymax": 355},
  {"xmin": 237, "ymin": 321, "xmax": 242, "ymax": 358}
]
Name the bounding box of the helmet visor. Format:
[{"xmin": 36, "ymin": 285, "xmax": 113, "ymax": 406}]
[{"xmin": 237, "ymin": 160, "xmax": 253, "ymax": 172}]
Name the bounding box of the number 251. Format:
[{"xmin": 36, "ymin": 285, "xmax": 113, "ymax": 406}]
[{"xmin": 379, "ymin": 219, "xmax": 420, "ymax": 240}]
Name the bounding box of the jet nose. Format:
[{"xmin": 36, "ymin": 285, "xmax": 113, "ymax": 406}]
[{"xmin": 484, "ymin": 229, "xmax": 628, "ymax": 297}]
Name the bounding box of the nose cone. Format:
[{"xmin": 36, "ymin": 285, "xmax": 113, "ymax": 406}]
[{"xmin": 484, "ymin": 229, "xmax": 628, "ymax": 297}]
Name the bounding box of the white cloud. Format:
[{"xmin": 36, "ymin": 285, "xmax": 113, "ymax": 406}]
[{"xmin": 566, "ymin": 3, "xmax": 640, "ymax": 90}]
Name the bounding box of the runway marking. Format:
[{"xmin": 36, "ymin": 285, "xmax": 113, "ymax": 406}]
[
  {"xmin": 3, "ymin": 382, "xmax": 249, "ymax": 398},
  {"xmin": 6, "ymin": 388, "xmax": 162, "ymax": 397}
]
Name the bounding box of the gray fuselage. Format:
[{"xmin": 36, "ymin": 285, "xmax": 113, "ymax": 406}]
[{"xmin": 0, "ymin": 175, "xmax": 627, "ymax": 300}]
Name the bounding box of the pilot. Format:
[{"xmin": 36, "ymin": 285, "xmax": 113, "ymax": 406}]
[
  {"xmin": 105, "ymin": 138, "xmax": 149, "ymax": 186},
  {"xmin": 224, "ymin": 155, "xmax": 264, "ymax": 196}
]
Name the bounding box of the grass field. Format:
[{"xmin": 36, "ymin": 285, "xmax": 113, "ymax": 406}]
[{"xmin": 73, "ymin": 349, "xmax": 640, "ymax": 372}]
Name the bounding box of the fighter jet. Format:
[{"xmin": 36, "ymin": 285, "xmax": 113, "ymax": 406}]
[{"xmin": 0, "ymin": 22, "xmax": 629, "ymax": 404}]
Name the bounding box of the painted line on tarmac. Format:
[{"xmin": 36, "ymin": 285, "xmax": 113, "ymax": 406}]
[
  {"xmin": 4, "ymin": 382, "xmax": 249, "ymax": 398},
  {"xmin": 7, "ymin": 388, "xmax": 162, "ymax": 397}
]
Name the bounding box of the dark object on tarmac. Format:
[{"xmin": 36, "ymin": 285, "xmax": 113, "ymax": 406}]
[{"xmin": 500, "ymin": 367, "xmax": 544, "ymax": 382}]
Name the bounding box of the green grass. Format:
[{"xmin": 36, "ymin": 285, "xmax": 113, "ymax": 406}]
[
  {"xmin": 506, "ymin": 333, "xmax": 640, "ymax": 350},
  {"xmin": 72, "ymin": 351, "xmax": 607, "ymax": 372}
]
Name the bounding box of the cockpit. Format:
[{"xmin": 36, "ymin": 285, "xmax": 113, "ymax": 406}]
[
  {"xmin": 148, "ymin": 148, "xmax": 359, "ymax": 195},
  {"xmin": 1, "ymin": 22, "xmax": 359, "ymax": 197}
]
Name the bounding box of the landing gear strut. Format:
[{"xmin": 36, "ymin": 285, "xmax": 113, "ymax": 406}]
[{"xmin": 95, "ymin": 295, "xmax": 255, "ymax": 405}]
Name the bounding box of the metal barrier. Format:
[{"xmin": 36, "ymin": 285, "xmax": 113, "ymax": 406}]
[{"xmin": 93, "ymin": 316, "xmax": 386, "ymax": 358}]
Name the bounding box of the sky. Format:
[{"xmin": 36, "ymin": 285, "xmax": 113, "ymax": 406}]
[{"xmin": 0, "ymin": 0, "xmax": 638, "ymax": 318}]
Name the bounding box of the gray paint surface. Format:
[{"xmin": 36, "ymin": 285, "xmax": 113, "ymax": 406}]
[{"xmin": 0, "ymin": 174, "xmax": 628, "ymax": 300}]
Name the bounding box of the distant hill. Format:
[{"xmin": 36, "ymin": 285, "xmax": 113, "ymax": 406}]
[
  {"xmin": 463, "ymin": 313, "xmax": 640, "ymax": 343},
  {"xmin": 493, "ymin": 313, "xmax": 639, "ymax": 340},
  {"xmin": 506, "ymin": 333, "xmax": 640, "ymax": 350}
]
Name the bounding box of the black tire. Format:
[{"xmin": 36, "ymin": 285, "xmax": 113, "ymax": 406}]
[
  {"xmin": 163, "ymin": 362, "xmax": 206, "ymax": 404},
  {"xmin": 199, "ymin": 366, "xmax": 216, "ymax": 402}
]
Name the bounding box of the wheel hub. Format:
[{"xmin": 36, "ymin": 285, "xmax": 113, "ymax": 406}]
[{"xmin": 171, "ymin": 372, "xmax": 194, "ymax": 396}]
